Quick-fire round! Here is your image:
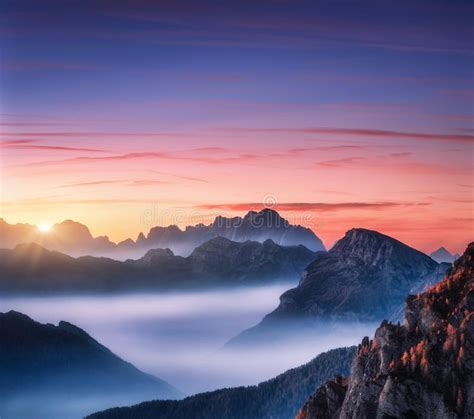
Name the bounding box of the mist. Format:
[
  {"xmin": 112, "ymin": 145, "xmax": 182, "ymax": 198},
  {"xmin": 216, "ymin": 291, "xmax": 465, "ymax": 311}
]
[{"xmin": 0, "ymin": 286, "xmax": 376, "ymax": 395}]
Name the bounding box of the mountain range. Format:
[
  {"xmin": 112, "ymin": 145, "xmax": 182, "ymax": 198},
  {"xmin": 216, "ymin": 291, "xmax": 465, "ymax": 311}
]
[
  {"xmin": 0, "ymin": 311, "xmax": 182, "ymax": 419},
  {"xmin": 0, "ymin": 237, "xmax": 318, "ymax": 292},
  {"xmin": 227, "ymin": 229, "xmax": 449, "ymax": 347},
  {"xmin": 87, "ymin": 347, "xmax": 355, "ymax": 419},
  {"xmin": 297, "ymin": 241, "xmax": 473, "ymax": 418},
  {"xmin": 0, "ymin": 209, "xmax": 325, "ymax": 259}
]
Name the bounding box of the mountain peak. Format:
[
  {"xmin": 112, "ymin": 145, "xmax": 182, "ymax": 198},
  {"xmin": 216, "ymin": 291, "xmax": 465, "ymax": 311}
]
[
  {"xmin": 141, "ymin": 248, "xmax": 175, "ymax": 261},
  {"xmin": 1, "ymin": 310, "xmax": 34, "ymax": 323},
  {"xmin": 14, "ymin": 242, "xmax": 50, "ymax": 253},
  {"xmin": 243, "ymin": 208, "xmax": 288, "ymax": 225},
  {"xmin": 337, "ymin": 228, "xmax": 398, "ymax": 245},
  {"xmin": 136, "ymin": 232, "xmax": 146, "ymax": 243},
  {"xmin": 331, "ymin": 228, "xmax": 428, "ymax": 267},
  {"xmin": 430, "ymin": 246, "xmax": 458, "ymax": 263},
  {"xmin": 55, "ymin": 219, "xmax": 92, "ymax": 234}
]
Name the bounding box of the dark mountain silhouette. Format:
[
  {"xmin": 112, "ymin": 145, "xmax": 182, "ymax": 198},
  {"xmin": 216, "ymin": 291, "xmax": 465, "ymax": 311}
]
[
  {"xmin": 297, "ymin": 242, "xmax": 473, "ymax": 419},
  {"xmin": 0, "ymin": 237, "xmax": 318, "ymax": 292},
  {"xmin": 0, "ymin": 311, "xmax": 182, "ymax": 419},
  {"xmin": 227, "ymin": 229, "xmax": 448, "ymax": 347},
  {"xmin": 430, "ymin": 246, "xmax": 460, "ymax": 264},
  {"xmin": 0, "ymin": 209, "xmax": 325, "ymax": 259},
  {"xmin": 87, "ymin": 347, "xmax": 355, "ymax": 419}
]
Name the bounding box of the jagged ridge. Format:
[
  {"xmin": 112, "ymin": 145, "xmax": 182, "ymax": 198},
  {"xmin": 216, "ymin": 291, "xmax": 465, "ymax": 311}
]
[{"xmin": 0, "ymin": 209, "xmax": 325, "ymax": 259}]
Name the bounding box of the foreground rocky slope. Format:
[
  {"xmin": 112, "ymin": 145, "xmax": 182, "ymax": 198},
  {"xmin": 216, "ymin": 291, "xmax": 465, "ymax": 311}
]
[
  {"xmin": 298, "ymin": 241, "xmax": 473, "ymax": 419},
  {"xmin": 0, "ymin": 209, "xmax": 325, "ymax": 259},
  {"xmin": 0, "ymin": 311, "xmax": 181, "ymax": 419},
  {"xmin": 0, "ymin": 237, "xmax": 317, "ymax": 292},
  {"xmin": 88, "ymin": 347, "xmax": 355, "ymax": 419}
]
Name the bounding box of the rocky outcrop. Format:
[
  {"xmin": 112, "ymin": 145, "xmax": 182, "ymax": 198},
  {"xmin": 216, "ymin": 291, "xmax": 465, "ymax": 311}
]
[
  {"xmin": 0, "ymin": 209, "xmax": 325, "ymax": 259},
  {"xmin": 298, "ymin": 241, "xmax": 474, "ymax": 419},
  {"xmin": 0, "ymin": 237, "xmax": 318, "ymax": 292},
  {"xmin": 296, "ymin": 376, "xmax": 349, "ymax": 419}
]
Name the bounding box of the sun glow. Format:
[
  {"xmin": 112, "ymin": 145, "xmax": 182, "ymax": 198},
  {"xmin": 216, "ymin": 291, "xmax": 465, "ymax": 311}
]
[{"xmin": 38, "ymin": 223, "xmax": 52, "ymax": 233}]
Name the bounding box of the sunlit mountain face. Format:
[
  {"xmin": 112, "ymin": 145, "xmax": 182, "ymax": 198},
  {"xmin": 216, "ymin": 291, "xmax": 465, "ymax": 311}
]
[{"xmin": 0, "ymin": 1, "xmax": 472, "ymax": 419}]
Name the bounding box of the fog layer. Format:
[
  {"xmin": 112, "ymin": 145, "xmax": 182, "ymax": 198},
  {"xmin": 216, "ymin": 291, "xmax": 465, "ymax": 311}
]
[{"xmin": 0, "ymin": 286, "xmax": 376, "ymax": 394}]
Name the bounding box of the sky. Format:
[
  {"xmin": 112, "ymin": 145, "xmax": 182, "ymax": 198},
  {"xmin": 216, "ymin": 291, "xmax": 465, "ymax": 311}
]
[{"xmin": 0, "ymin": 0, "xmax": 473, "ymax": 253}]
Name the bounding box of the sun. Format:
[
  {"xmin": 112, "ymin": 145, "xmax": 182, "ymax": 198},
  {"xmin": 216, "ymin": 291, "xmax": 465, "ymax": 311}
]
[{"xmin": 38, "ymin": 223, "xmax": 52, "ymax": 233}]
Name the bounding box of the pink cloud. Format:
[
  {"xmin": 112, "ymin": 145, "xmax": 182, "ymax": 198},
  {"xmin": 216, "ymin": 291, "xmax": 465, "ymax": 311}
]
[
  {"xmin": 229, "ymin": 127, "xmax": 474, "ymax": 143},
  {"xmin": 316, "ymin": 154, "xmax": 468, "ymax": 175},
  {"xmin": 197, "ymin": 201, "xmax": 430, "ymax": 212},
  {"xmin": 1, "ymin": 140, "xmax": 107, "ymax": 153}
]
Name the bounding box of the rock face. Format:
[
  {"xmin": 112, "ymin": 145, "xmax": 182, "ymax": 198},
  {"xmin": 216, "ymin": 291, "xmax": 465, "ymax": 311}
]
[
  {"xmin": 0, "ymin": 237, "xmax": 318, "ymax": 292},
  {"xmin": 0, "ymin": 311, "xmax": 182, "ymax": 419},
  {"xmin": 431, "ymin": 246, "xmax": 460, "ymax": 264},
  {"xmin": 87, "ymin": 347, "xmax": 356, "ymax": 419},
  {"xmin": 298, "ymin": 241, "xmax": 474, "ymax": 419},
  {"xmin": 270, "ymin": 229, "xmax": 445, "ymax": 321},
  {"xmin": 0, "ymin": 209, "xmax": 325, "ymax": 259},
  {"xmin": 296, "ymin": 376, "xmax": 349, "ymax": 419}
]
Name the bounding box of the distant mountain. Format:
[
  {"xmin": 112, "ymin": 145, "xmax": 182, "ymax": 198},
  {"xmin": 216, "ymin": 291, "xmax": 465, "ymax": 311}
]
[
  {"xmin": 0, "ymin": 237, "xmax": 318, "ymax": 292},
  {"xmin": 87, "ymin": 347, "xmax": 356, "ymax": 419},
  {"xmin": 0, "ymin": 311, "xmax": 182, "ymax": 419},
  {"xmin": 430, "ymin": 246, "xmax": 460, "ymax": 264},
  {"xmin": 227, "ymin": 229, "xmax": 448, "ymax": 347},
  {"xmin": 297, "ymin": 241, "xmax": 473, "ymax": 419},
  {"xmin": 0, "ymin": 218, "xmax": 116, "ymax": 256},
  {"xmin": 0, "ymin": 210, "xmax": 325, "ymax": 259}
]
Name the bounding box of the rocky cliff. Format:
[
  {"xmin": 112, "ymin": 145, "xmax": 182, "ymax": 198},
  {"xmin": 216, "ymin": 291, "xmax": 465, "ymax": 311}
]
[{"xmin": 297, "ymin": 241, "xmax": 473, "ymax": 419}]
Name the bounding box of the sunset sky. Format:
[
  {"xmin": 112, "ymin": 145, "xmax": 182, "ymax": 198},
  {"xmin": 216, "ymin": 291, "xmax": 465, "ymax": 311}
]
[{"xmin": 1, "ymin": 0, "xmax": 473, "ymax": 253}]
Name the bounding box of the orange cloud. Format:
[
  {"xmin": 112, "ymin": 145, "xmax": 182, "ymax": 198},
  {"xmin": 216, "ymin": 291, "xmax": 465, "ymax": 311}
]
[
  {"xmin": 20, "ymin": 150, "xmax": 262, "ymax": 168},
  {"xmin": 60, "ymin": 179, "xmax": 171, "ymax": 188}
]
